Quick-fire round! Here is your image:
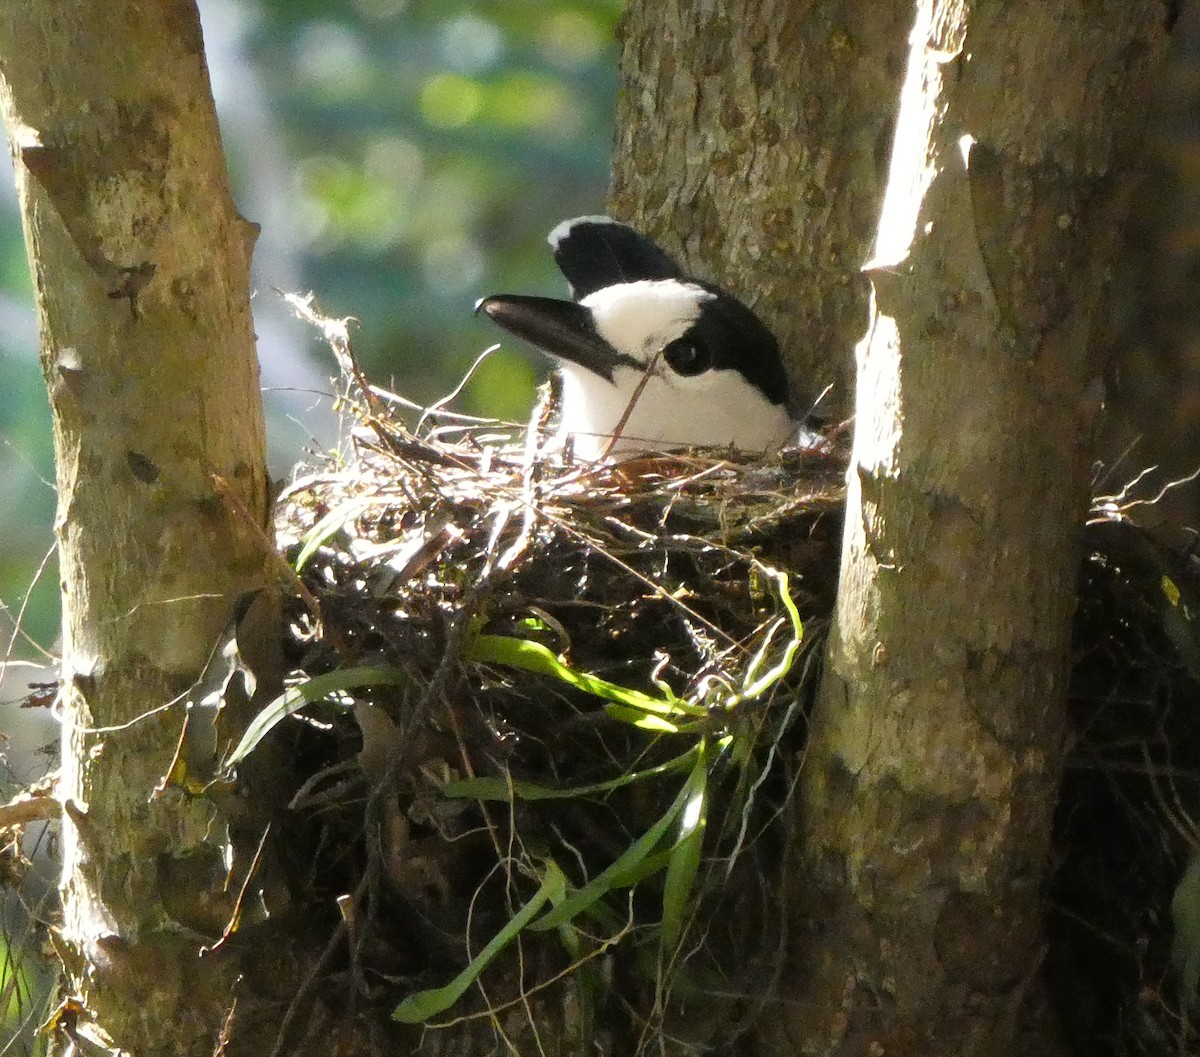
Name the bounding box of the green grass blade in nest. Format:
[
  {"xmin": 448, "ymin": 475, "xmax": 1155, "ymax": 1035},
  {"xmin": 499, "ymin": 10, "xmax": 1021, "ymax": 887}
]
[
  {"xmin": 225, "ymin": 665, "xmax": 406, "ymax": 767},
  {"xmin": 660, "ymin": 744, "xmax": 711, "ymax": 954},
  {"xmin": 602, "ymin": 704, "xmax": 685, "ymax": 734},
  {"xmin": 442, "ymin": 745, "xmax": 703, "ymax": 802},
  {"xmin": 527, "ymin": 769, "xmax": 698, "ymax": 934},
  {"xmin": 293, "ymin": 493, "xmax": 379, "ymax": 571},
  {"xmin": 721, "ymin": 565, "xmax": 804, "ymax": 709},
  {"xmin": 392, "ymin": 860, "xmax": 568, "ymax": 1024},
  {"xmin": 466, "ymin": 633, "xmax": 706, "ymax": 719}
]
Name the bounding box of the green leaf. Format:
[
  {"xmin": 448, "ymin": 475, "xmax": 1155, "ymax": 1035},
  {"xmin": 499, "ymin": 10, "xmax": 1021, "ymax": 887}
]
[
  {"xmin": 661, "ymin": 747, "xmax": 710, "ymax": 953},
  {"xmin": 393, "ymin": 861, "xmax": 567, "ymax": 1023},
  {"xmin": 443, "ymin": 747, "xmax": 702, "ymax": 802},
  {"xmin": 527, "ymin": 774, "xmax": 694, "ymax": 933},
  {"xmin": 467, "ymin": 633, "xmax": 703, "ymax": 718},
  {"xmin": 225, "ymin": 665, "xmax": 405, "ymax": 767},
  {"xmin": 602, "ymin": 703, "xmax": 682, "ymax": 733},
  {"xmin": 722, "ymin": 565, "xmax": 803, "ymax": 709},
  {"xmin": 293, "ymin": 495, "xmax": 377, "ymax": 571},
  {"xmin": 606, "ymin": 846, "xmax": 679, "ymax": 888}
]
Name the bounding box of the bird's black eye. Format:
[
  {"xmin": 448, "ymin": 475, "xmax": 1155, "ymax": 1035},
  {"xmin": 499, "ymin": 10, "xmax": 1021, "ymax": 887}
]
[{"xmin": 662, "ymin": 338, "xmax": 713, "ymax": 377}]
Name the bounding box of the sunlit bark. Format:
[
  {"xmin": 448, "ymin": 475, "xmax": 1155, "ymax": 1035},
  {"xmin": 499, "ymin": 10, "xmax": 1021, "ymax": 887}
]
[{"xmin": 0, "ymin": 1, "xmax": 270, "ymax": 1053}]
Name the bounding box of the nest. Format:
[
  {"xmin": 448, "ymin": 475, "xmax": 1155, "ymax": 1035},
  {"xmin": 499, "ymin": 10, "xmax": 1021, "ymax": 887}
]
[{"xmin": 247, "ymin": 350, "xmax": 846, "ymax": 1054}]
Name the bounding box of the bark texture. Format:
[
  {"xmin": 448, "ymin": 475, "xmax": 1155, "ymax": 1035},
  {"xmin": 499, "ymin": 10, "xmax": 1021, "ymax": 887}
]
[
  {"xmin": 0, "ymin": 2, "xmax": 270, "ymax": 1053},
  {"xmin": 788, "ymin": 2, "xmax": 1168, "ymax": 1055},
  {"xmin": 611, "ymin": 0, "xmax": 913, "ymax": 423},
  {"xmin": 613, "ymin": 1, "xmax": 1171, "ymax": 1055}
]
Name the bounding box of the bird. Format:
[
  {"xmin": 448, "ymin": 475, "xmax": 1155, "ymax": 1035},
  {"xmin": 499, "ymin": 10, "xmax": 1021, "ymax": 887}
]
[{"xmin": 475, "ymin": 216, "xmax": 799, "ymax": 460}]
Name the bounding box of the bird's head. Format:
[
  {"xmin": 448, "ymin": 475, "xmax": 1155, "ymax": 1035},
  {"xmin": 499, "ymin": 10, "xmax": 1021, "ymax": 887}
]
[{"xmin": 476, "ymin": 217, "xmax": 797, "ymax": 459}]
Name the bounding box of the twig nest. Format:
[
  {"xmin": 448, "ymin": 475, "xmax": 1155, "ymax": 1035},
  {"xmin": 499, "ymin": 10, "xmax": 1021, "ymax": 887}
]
[{"xmin": 265, "ymin": 393, "xmax": 847, "ymax": 1054}]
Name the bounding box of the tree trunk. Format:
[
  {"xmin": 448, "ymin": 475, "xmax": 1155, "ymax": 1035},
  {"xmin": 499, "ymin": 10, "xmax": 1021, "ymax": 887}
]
[
  {"xmin": 611, "ymin": 0, "xmax": 913, "ymax": 423},
  {"xmin": 0, "ymin": 2, "xmax": 271, "ymax": 1053},
  {"xmin": 614, "ymin": 1, "xmax": 1169, "ymax": 1055}
]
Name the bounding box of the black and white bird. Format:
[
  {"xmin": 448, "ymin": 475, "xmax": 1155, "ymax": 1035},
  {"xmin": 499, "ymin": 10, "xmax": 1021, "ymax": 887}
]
[{"xmin": 475, "ymin": 216, "xmax": 798, "ymax": 459}]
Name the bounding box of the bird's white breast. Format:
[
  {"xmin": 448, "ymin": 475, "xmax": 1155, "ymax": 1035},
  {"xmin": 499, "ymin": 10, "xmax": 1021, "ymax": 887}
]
[{"xmin": 556, "ymin": 361, "xmax": 795, "ymax": 458}]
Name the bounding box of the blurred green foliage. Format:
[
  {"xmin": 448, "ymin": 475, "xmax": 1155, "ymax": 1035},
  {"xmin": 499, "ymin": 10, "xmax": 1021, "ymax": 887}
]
[
  {"xmin": 0, "ymin": 0, "xmax": 621, "ymax": 654},
  {"xmin": 246, "ymin": 0, "xmax": 620, "ymax": 410}
]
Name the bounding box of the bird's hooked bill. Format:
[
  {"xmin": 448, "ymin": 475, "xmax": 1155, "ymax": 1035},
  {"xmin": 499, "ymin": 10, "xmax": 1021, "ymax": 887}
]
[{"xmin": 474, "ymin": 294, "xmax": 627, "ymax": 381}]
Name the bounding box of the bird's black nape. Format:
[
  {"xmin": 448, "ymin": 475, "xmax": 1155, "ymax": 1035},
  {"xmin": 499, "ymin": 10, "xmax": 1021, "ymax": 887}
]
[{"xmin": 549, "ymin": 216, "xmax": 682, "ymax": 300}]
